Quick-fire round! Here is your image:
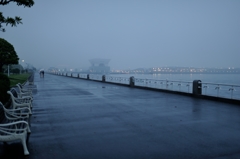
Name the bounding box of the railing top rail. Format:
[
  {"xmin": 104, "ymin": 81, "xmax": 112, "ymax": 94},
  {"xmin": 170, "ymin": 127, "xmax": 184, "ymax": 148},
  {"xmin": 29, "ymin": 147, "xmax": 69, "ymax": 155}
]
[
  {"xmin": 54, "ymin": 72, "xmax": 239, "ymax": 88},
  {"xmin": 134, "ymin": 78, "xmax": 192, "ymax": 83},
  {"xmin": 200, "ymin": 82, "xmax": 240, "ymax": 87},
  {"xmin": 106, "ymin": 76, "xmax": 129, "ymax": 78}
]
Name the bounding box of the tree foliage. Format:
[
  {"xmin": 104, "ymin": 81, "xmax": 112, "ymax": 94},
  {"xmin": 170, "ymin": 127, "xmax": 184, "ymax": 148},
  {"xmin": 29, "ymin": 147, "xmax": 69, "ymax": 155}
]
[
  {"xmin": 0, "ymin": 38, "xmax": 19, "ymax": 72},
  {"xmin": 0, "ymin": 73, "xmax": 10, "ymax": 104},
  {"xmin": 0, "ymin": 0, "xmax": 34, "ymax": 32},
  {"xmin": 12, "ymin": 68, "xmax": 20, "ymax": 73}
]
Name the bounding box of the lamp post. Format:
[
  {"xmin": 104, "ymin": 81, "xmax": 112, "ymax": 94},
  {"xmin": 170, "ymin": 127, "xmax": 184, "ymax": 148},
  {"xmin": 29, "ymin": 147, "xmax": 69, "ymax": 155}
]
[{"xmin": 20, "ymin": 60, "xmax": 24, "ymax": 74}]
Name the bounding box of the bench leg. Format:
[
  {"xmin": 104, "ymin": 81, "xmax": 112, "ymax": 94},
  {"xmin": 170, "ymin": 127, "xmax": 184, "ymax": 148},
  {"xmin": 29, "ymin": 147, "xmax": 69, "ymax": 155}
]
[
  {"xmin": 29, "ymin": 109, "xmax": 32, "ymax": 115},
  {"xmin": 21, "ymin": 137, "xmax": 29, "ymax": 155},
  {"xmin": 27, "ymin": 125, "xmax": 31, "ymax": 133},
  {"xmin": 28, "ymin": 118, "xmax": 31, "ymax": 127}
]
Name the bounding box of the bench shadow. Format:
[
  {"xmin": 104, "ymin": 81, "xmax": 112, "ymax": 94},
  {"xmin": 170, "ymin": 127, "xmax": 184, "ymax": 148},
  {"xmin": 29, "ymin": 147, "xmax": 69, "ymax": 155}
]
[{"xmin": 0, "ymin": 142, "xmax": 29, "ymax": 159}]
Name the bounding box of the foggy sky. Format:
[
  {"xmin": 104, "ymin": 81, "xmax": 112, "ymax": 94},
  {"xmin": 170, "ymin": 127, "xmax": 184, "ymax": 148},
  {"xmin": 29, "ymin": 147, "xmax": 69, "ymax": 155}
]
[{"xmin": 1, "ymin": 0, "xmax": 240, "ymax": 70}]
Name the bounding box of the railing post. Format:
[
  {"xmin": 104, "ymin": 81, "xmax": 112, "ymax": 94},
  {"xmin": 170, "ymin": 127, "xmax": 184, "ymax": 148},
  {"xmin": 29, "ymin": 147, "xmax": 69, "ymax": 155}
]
[
  {"xmin": 192, "ymin": 80, "xmax": 202, "ymax": 95},
  {"xmin": 87, "ymin": 74, "xmax": 89, "ymax": 80},
  {"xmin": 130, "ymin": 76, "xmax": 135, "ymax": 87},
  {"xmin": 78, "ymin": 73, "xmax": 80, "ymax": 78},
  {"xmin": 66, "ymin": 73, "xmax": 67, "ymax": 76},
  {"xmin": 71, "ymin": 73, "xmax": 73, "ymax": 77},
  {"xmin": 102, "ymin": 75, "xmax": 106, "ymax": 82}
]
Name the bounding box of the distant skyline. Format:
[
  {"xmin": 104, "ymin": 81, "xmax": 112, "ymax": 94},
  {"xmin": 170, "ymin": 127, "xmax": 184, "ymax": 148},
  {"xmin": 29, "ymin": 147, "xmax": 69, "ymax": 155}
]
[{"xmin": 1, "ymin": 0, "xmax": 240, "ymax": 70}]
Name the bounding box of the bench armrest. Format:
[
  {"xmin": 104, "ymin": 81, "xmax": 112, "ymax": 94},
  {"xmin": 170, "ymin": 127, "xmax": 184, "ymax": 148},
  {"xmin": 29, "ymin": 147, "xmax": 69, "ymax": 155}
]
[
  {"xmin": 0, "ymin": 121, "xmax": 28, "ymax": 135},
  {"xmin": 4, "ymin": 107, "xmax": 30, "ymax": 120},
  {"xmin": 1, "ymin": 102, "xmax": 30, "ymax": 120},
  {"xmin": 17, "ymin": 83, "xmax": 32, "ymax": 94}
]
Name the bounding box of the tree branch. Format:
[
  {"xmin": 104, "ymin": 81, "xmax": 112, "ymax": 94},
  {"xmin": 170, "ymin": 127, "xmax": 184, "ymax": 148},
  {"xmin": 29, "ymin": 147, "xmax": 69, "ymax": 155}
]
[
  {"xmin": 0, "ymin": 0, "xmax": 34, "ymax": 32},
  {"xmin": 0, "ymin": 0, "xmax": 15, "ymax": 5},
  {"xmin": 0, "ymin": 0, "xmax": 34, "ymax": 7}
]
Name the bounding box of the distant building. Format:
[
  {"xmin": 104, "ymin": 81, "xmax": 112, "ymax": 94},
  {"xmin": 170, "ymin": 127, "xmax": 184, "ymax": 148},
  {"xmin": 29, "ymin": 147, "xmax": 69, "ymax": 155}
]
[
  {"xmin": 48, "ymin": 67, "xmax": 59, "ymax": 72},
  {"xmin": 89, "ymin": 58, "xmax": 110, "ymax": 73}
]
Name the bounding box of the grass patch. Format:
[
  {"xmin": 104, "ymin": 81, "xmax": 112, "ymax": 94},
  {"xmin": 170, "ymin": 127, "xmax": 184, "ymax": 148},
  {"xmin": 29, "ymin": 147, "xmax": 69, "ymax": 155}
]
[{"xmin": 9, "ymin": 73, "xmax": 31, "ymax": 87}]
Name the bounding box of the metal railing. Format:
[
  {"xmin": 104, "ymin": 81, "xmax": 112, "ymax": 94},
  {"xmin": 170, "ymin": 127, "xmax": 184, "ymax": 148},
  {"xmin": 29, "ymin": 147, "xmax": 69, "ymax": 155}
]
[
  {"xmin": 53, "ymin": 72, "xmax": 240, "ymax": 101},
  {"xmin": 201, "ymin": 82, "xmax": 240, "ymax": 100},
  {"xmin": 135, "ymin": 78, "xmax": 192, "ymax": 93},
  {"xmin": 79, "ymin": 74, "xmax": 87, "ymax": 79},
  {"xmin": 89, "ymin": 74, "xmax": 102, "ymax": 81},
  {"xmin": 71, "ymin": 72, "xmax": 77, "ymax": 78},
  {"xmin": 105, "ymin": 76, "xmax": 130, "ymax": 85}
]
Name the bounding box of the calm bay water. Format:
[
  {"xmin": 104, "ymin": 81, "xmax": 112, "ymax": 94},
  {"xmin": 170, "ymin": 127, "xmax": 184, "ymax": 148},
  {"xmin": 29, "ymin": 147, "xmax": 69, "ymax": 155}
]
[{"xmin": 110, "ymin": 73, "xmax": 240, "ymax": 85}]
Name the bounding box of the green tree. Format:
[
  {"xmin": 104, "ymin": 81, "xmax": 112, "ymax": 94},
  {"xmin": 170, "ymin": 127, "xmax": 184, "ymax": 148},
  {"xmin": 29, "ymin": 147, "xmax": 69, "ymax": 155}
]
[
  {"xmin": 0, "ymin": 0, "xmax": 34, "ymax": 32},
  {"xmin": 12, "ymin": 68, "xmax": 20, "ymax": 74},
  {"xmin": 0, "ymin": 38, "xmax": 19, "ymax": 73},
  {"xmin": 0, "ymin": 73, "xmax": 10, "ymax": 104}
]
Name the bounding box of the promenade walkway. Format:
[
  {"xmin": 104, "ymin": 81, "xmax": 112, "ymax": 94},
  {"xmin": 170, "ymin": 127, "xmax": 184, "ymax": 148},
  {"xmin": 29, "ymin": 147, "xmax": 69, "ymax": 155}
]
[{"xmin": 1, "ymin": 73, "xmax": 240, "ymax": 159}]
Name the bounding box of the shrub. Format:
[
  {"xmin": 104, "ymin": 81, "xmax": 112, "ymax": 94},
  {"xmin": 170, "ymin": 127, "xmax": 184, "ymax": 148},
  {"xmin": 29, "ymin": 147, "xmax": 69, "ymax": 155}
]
[
  {"xmin": 0, "ymin": 73, "xmax": 10, "ymax": 104},
  {"xmin": 12, "ymin": 68, "xmax": 20, "ymax": 74}
]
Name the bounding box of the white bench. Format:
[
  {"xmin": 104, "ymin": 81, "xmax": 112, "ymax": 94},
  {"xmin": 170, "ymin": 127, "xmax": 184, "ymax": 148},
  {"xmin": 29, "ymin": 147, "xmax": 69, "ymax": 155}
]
[
  {"xmin": 27, "ymin": 73, "xmax": 34, "ymax": 85},
  {"xmin": 11, "ymin": 87, "xmax": 33, "ymax": 102},
  {"xmin": 1, "ymin": 102, "xmax": 31, "ymax": 133},
  {"xmin": 0, "ymin": 102, "xmax": 30, "ymax": 155},
  {"xmin": 16, "ymin": 83, "xmax": 33, "ymax": 98},
  {"xmin": 7, "ymin": 90, "xmax": 32, "ymax": 114}
]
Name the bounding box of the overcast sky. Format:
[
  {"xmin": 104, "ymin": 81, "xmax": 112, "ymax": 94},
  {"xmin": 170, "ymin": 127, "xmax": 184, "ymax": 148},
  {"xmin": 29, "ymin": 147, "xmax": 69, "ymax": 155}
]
[{"xmin": 1, "ymin": 0, "xmax": 240, "ymax": 70}]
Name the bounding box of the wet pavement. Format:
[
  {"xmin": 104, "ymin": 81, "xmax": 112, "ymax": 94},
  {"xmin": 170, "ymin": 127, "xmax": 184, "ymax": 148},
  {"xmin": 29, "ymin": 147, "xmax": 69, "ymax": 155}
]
[{"xmin": 1, "ymin": 73, "xmax": 240, "ymax": 159}]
